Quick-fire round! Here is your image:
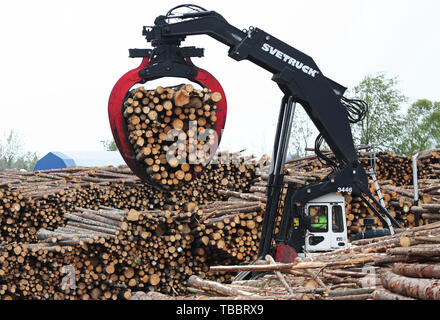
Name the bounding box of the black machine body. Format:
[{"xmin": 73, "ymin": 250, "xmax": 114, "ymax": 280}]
[
  {"xmin": 134, "ymin": 4, "xmax": 403, "ymax": 278},
  {"xmin": 279, "ymin": 165, "xmax": 396, "ymax": 254},
  {"xmin": 128, "ymin": 45, "xmax": 204, "ymax": 82}
]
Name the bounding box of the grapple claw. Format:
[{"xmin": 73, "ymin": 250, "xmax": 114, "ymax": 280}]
[{"xmin": 108, "ymin": 56, "xmax": 227, "ymax": 188}]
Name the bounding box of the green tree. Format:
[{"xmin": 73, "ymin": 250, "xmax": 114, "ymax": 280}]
[
  {"xmin": 395, "ymin": 99, "xmax": 440, "ymax": 155},
  {"xmin": 351, "ymin": 73, "xmax": 407, "ymax": 152},
  {"xmin": 101, "ymin": 139, "xmax": 117, "ymax": 151},
  {"xmin": 0, "ymin": 130, "xmax": 38, "ymax": 172}
]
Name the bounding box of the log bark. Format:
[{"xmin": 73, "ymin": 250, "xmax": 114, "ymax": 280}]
[
  {"xmin": 392, "ymin": 263, "xmax": 440, "ymax": 279},
  {"xmin": 265, "ymin": 255, "xmax": 294, "ymax": 295},
  {"xmin": 387, "ymin": 246, "xmax": 440, "ymax": 257},
  {"xmin": 329, "ymin": 293, "xmax": 372, "ymax": 300},
  {"xmin": 187, "ymin": 275, "xmax": 255, "ymax": 297},
  {"xmin": 371, "ymin": 288, "xmax": 415, "ymax": 300},
  {"xmin": 382, "ymin": 271, "xmax": 440, "ymax": 300}
]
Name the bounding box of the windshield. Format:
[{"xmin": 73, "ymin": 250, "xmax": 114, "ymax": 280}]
[
  {"xmin": 332, "ymin": 205, "xmax": 344, "ymax": 233},
  {"xmin": 309, "ymin": 206, "xmax": 328, "ymax": 233}
]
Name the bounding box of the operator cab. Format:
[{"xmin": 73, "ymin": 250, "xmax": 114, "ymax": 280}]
[{"xmin": 304, "ymin": 193, "xmax": 349, "ymax": 252}]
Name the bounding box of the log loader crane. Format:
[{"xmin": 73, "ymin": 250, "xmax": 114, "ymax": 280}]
[{"xmin": 108, "ymin": 5, "xmax": 403, "ymax": 275}]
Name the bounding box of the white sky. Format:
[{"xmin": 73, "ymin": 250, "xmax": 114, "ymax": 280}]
[{"xmin": 1, "ymin": 0, "xmax": 439, "ymax": 157}]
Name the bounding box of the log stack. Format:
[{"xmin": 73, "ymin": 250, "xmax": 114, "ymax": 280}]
[
  {"xmin": 193, "ymin": 200, "xmax": 264, "ymax": 268},
  {"xmin": 0, "ymin": 152, "xmax": 260, "ymax": 244},
  {"xmin": 0, "ymin": 167, "xmax": 161, "ymax": 244},
  {"xmin": 286, "ymin": 149, "xmax": 440, "ymax": 185},
  {"xmin": 223, "ymin": 149, "xmax": 440, "ymax": 236},
  {"xmin": 0, "ymin": 197, "xmax": 266, "ymax": 300},
  {"xmin": 184, "ymin": 221, "xmax": 440, "ymax": 300},
  {"xmin": 417, "ymin": 149, "xmax": 440, "ymax": 179},
  {"xmin": 1, "ymin": 146, "xmax": 440, "ymax": 300},
  {"xmin": 170, "ymin": 151, "xmax": 262, "ymax": 207},
  {"xmin": 0, "ymin": 153, "xmax": 266, "ymax": 300},
  {"xmin": 122, "ymin": 84, "xmax": 223, "ymax": 190},
  {"xmin": 0, "ymin": 206, "xmax": 129, "ymax": 300}
]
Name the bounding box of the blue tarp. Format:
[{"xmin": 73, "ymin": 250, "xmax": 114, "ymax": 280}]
[
  {"xmin": 33, "ymin": 151, "xmax": 125, "ymax": 171},
  {"xmin": 33, "ymin": 152, "xmax": 76, "ymax": 171}
]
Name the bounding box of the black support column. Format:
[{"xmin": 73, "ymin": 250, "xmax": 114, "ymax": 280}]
[{"xmin": 257, "ymin": 96, "xmax": 295, "ymax": 258}]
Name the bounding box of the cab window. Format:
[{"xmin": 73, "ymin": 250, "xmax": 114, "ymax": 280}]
[
  {"xmin": 308, "ymin": 206, "xmax": 328, "ymax": 233},
  {"xmin": 332, "ymin": 205, "xmax": 344, "ymax": 233}
]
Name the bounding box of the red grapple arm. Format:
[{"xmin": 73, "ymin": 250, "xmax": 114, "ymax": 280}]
[
  {"xmin": 108, "ymin": 58, "xmax": 227, "ymax": 184},
  {"xmin": 187, "ymin": 58, "xmax": 227, "ymax": 140}
]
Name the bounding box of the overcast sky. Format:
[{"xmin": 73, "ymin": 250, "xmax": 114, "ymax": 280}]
[{"xmin": 1, "ymin": 0, "xmax": 439, "ymax": 158}]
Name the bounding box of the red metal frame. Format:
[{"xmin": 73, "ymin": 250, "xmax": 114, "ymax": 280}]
[
  {"xmin": 108, "ymin": 58, "xmax": 227, "ymax": 184},
  {"xmin": 186, "ymin": 58, "xmax": 227, "ymax": 139},
  {"xmin": 275, "ymin": 244, "xmax": 298, "ymax": 263}
]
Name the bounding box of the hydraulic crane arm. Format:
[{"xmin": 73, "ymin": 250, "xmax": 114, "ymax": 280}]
[
  {"xmin": 145, "ymin": 11, "xmax": 358, "ymax": 165},
  {"xmin": 138, "ymin": 6, "xmax": 402, "ymax": 263}
]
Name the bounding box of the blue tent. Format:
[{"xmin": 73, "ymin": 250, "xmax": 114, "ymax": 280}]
[
  {"xmin": 33, "ymin": 152, "xmax": 76, "ymax": 171},
  {"xmin": 33, "ymin": 151, "xmax": 126, "ymax": 171}
]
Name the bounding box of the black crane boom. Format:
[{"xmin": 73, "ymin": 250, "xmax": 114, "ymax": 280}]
[{"xmin": 140, "ymin": 7, "xmax": 402, "ymax": 264}]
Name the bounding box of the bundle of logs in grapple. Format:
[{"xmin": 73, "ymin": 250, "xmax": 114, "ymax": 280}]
[{"xmin": 122, "ymin": 84, "xmax": 223, "ymax": 190}]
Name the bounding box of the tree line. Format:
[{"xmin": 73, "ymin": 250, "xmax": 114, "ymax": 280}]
[
  {"xmin": 0, "ymin": 130, "xmax": 38, "ymax": 172},
  {"xmin": 289, "ymin": 72, "xmax": 440, "ymax": 158}
]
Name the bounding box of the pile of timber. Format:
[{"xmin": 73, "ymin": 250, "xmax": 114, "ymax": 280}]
[
  {"xmin": 177, "ymin": 221, "xmax": 440, "ymax": 300},
  {"xmin": 193, "ymin": 200, "xmax": 264, "ymax": 268},
  {"xmin": 417, "ymin": 149, "xmax": 440, "ymax": 179},
  {"xmin": 366, "ymin": 149, "xmax": 439, "ymax": 185},
  {"xmin": 0, "ymin": 152, "xmax": 261, "ymax": 244},
  {"xmin": 0, "ymin": 167, "xmax": 162, "ymax": 244},
  {"xmin": 0, "ymin": 197, "xmax": 266, "ymax": 299},
  {"xmin": 223, "ymin": 149, "xmax": 440, "ymax": 235},
  {"xmin": 286, "ymin": 149, "xmax": 440, "ymax": 186},
  {"xmin": 1, "ymin": 148, "xmax": 440, "ymax": 300},
  {"xmin": 171, "ymin": 151, "xmax": 263, "ymax": 207},
  {"xmin": 122, "ymin": 84, "xmax": 223, "ymax": 190},
  {"xmin": 0, "ymin": 207, "xmax": 131, "ymax": 300}
]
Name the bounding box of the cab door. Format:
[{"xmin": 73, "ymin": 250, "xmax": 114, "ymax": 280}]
[
  {"xmin": 304, "ymin": 204, "xmax": 332, "ymax": 252},
  {"xmin": 329, "ymin": 204, "xmax": 349, "ymax": 249}
]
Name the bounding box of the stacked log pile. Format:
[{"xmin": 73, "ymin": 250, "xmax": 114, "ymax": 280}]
[
  {"xmin": 180, "ymin": 221, "xmax": 440, "ymax": 300},
  {"xmin": 122, "ymin": 84, "xmax": 223, "ymax": 190},
  {"xmin": 0, "ymin": 152, "xmax": 260, "ymax": 244},
  {"xmin": 171, "ymin": 152, "xmax": 262, "ymax": 207},
  {"xmin": 193, "ymin": 200, "xmax": 264, "ymax": 269},
  {"xmin": 417, "ymin": 149, "xmax": 440, "ymax": 179},
  {"xmin": 286, "ymin": 149, "xmax": 440, "ymax": 185},
  {"xmin": 1, "ymin": 147, "xmax": 439, "ymax": 300},
  {"xmin": 0, "ymin": 197, "xmax": 267, "ymax": 299},
  {"xmin": 0, "ymin": 207, "xmax": 130, "ymax": 300},
  {"xmin": 220, "ymin": 149, "xmax": 440, "ymax": 235},
  {"xmin": 0, "ymin": 167, "xmax": 161, "ymax": 244}
]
